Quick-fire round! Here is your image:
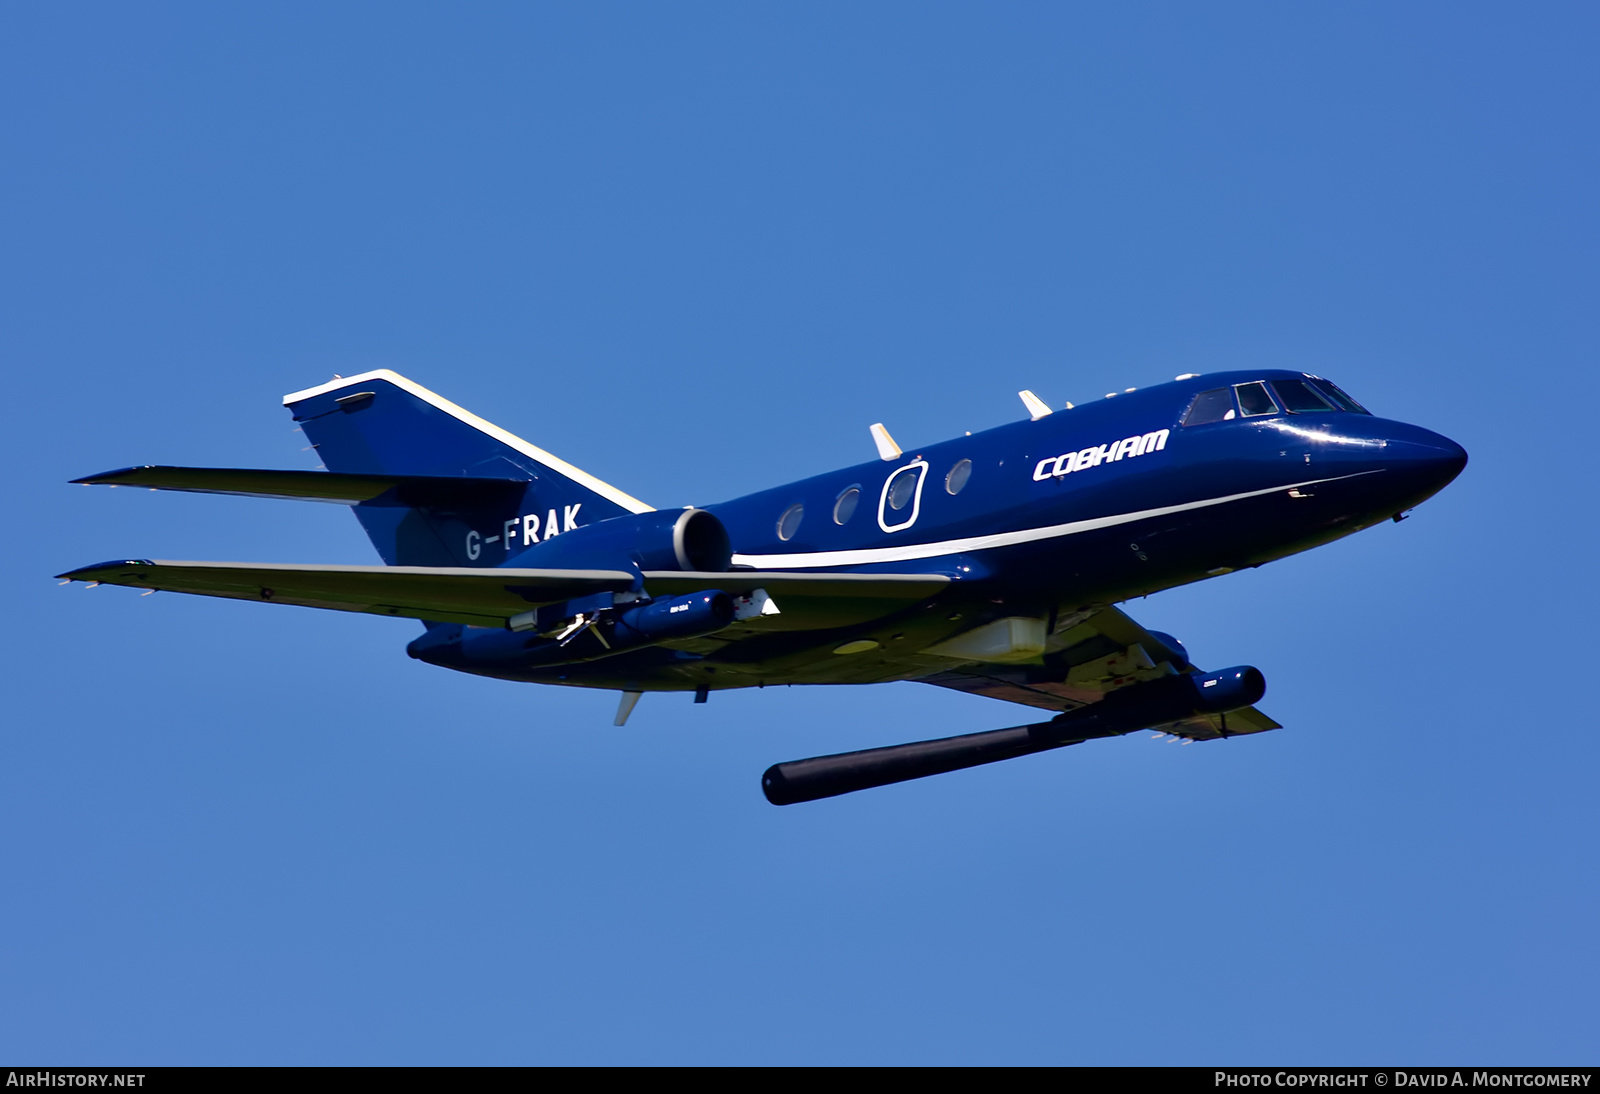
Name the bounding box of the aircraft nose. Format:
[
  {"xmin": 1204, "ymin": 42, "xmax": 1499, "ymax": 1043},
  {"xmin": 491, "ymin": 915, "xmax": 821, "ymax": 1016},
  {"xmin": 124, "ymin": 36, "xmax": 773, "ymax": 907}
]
[
  {"xmin": 1376, "ymin": 423, "xmax": 1468, "ymax": 508},
  {"xmin": 1395, "ymin": 427, "xmax": 1468, "ymax": 489},
  {"xmin": 1434, "ymin": 435, "xmax": 1468, "ymax": 485}
]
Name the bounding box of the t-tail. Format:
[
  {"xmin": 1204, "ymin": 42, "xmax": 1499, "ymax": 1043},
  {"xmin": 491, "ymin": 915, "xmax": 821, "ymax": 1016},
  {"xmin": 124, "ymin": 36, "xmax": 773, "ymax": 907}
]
[
  {"xmin": 75, "ymin": 371, "xmax": 653, "ymax": 569},
  {"xmin": 282, "ymin": 371, "xmax": 652, "ymax": 566}
]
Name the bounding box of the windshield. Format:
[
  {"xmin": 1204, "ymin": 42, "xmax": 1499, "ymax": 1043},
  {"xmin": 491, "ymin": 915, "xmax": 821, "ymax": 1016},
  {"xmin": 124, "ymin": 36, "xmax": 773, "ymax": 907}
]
[
  {"xmin": 1181, "ymin": 375, "xmax": 1373, "ymax": 426},
  {"xmin": 1270, "ymin": 378, "xmax": 1337, "ymax": 413},
  {"xmin": 1235, "ymin": 382, "xmax": 1278, "ymax": 417},
  {"xmin": 1306, "ymin": 377, "xmax": 1370, "ymax": 414}
]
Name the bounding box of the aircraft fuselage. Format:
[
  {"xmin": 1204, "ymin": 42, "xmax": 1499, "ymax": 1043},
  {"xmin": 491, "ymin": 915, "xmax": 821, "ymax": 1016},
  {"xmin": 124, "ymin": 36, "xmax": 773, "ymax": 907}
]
[{"xmin": 439, "ymin": 369, "xmax": 1464, "ymax": 695}]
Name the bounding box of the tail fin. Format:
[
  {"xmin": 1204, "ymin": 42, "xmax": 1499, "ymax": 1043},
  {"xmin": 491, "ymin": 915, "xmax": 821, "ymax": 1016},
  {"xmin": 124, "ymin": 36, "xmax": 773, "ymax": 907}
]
[{"xmin": 284, "ymin": 370, "xmax": 652, "ymax": 567}]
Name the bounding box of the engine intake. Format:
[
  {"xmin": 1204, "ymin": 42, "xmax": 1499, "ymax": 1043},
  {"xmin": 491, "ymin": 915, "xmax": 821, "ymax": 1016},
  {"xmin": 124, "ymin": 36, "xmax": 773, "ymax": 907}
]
[{"xmin": 508, "ymin": 507, "xmax": 731, "ymax": 573}]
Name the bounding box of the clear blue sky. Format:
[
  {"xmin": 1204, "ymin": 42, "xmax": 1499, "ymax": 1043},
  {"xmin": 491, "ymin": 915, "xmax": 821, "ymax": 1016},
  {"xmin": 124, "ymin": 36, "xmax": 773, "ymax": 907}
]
[{"xmin": 4, "ymin": 2, "xmax": 1596, "ymax": 1065}]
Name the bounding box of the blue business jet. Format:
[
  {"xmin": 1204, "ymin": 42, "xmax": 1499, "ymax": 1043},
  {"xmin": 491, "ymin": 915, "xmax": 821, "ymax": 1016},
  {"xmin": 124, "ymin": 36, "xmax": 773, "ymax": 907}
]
[{"xmin": 60, "ymin": 370, "xmax": 1465, "ymax": 803}]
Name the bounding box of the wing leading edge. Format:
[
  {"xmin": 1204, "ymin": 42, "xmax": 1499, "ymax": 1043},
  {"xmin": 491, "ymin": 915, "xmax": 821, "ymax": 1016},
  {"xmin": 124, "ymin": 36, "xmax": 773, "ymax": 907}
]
[
  {"xmin": 57, "ymin": 560, "xmax": 949, "ymax": 631},
  {"xmin": 72, "ymin": 466, "xmax": 529, "ymax": 506},
  {"xmin": 56, "ymin": 560, "xmax": 638, "ymax": 627}
]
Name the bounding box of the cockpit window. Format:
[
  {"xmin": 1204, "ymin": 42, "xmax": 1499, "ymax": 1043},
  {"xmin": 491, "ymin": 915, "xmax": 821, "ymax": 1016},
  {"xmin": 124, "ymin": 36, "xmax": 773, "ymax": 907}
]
[
  {"xmin": 1308, "ymin": 377, "xmax": 1371, "ymax": 414},
  {"xmin": 1270, "ymin": 379, "xmax": 1337, "ymax": 413},
  {"xmin": 1182, "ymin": 388, "xmax": 1236, "ymax": 426},
  {"xmin": 1234, "ymin": 382, "xmax": 1279, "ymax": 418}
]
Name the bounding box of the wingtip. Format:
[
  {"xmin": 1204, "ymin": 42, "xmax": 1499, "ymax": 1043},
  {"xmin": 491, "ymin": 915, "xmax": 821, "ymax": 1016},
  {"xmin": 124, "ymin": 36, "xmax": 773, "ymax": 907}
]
[
  {"xmin": 55, "ymin": 560, "xmax": 154, "ymax": 581},
  {"xmin": 70, "ymin": 466, "xmax": 151, "ymax": 486}
]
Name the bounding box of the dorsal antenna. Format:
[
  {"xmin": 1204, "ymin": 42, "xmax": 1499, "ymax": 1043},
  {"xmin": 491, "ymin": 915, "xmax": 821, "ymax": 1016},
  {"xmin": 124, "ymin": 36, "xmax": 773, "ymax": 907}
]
[
  {"xmin": 1018, "ymin": 390, "xmax": 1053, "ymax": 421},
  {"xmin": 869, "ymin": 423, "xmax": 902, "ymax": 461}
]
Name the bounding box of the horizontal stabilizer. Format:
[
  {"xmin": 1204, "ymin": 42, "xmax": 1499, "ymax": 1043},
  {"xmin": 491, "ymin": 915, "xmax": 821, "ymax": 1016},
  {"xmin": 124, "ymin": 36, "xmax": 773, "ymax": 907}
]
[
  {"xmin": 56, "ymin": 560, "xmax": 636, "ymax": 627},
  {"xmin": 72, "ymin": 466, "xmax": 528, "ymax": 507}
]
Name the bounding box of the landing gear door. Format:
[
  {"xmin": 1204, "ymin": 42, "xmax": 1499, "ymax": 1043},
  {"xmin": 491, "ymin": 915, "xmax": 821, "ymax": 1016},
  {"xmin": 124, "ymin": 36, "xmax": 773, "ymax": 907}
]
[{"xmin": 877, "ymin": 460, "xmax": 929, "ymax": 533}]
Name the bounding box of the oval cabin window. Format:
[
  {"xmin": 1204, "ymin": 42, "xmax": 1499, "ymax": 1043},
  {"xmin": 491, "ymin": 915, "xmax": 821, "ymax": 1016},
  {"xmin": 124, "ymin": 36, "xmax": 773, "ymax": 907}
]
[
  {"xmin": 777, "ymin": 503, "xmax": 804, "ymax": 541},
  {"xmin": 833, "ymin": 487, "xmax": 860, "ymax": 525},
  {"xmin": 945, "ymin": 459, "xmax": 971, "ymax": 495}
]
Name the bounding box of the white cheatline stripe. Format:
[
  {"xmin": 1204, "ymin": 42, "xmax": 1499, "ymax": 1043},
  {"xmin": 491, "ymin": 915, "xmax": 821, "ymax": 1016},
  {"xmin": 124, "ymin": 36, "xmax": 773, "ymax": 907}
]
[
  {"xmin": 281, "ymin": 369, "xmax": 653, "ymax": 514},
  {"xmin": 731, "ymin": 471, "xmax": 1380, "ymax": 570}
]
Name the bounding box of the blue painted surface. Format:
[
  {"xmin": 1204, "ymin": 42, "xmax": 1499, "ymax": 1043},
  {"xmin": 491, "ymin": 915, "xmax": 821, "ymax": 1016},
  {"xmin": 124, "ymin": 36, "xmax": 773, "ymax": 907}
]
[
  {"xmin": 291, "ymin": 376, "xmax": 637, "ymax": 567},
  {"xmin": 705, "ymin": 369, "xmax": 1462, "ymax": 575}
]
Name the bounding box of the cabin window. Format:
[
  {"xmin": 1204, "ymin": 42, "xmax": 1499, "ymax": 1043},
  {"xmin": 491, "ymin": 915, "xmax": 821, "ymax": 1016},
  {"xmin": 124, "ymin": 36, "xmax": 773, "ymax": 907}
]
[
  {"xmin": 1182, "ymin": 388, "xmax": 1236, "ymax": 426},
  {"xmin": 945, "ymin": 459, "xmax": 972, "ymax": 495},
  {"xmin": 1235, "ymin": 382, "xmax": 1279, "ymax": 418},
  {"xmin": 1271, "ymin": 378, "xmax": 1336, "ymax": 413},
  {"xmin": 777, "ymin": 503, "xmax": 804, "ymax": 541},
  {"xmin": 1309, "ymin": 378, "xmax": 1371, "ymax": 414},
  {"xmin": 888, "ymin": 469, "xmax": 918, "ymax": 511},
  {"xmin": 877, "ymin": 461, "xmax": 929, "ymax": 533},
  {"xmin": 833, "ymin": 487, "xmax": 860, "ymax": 525}
]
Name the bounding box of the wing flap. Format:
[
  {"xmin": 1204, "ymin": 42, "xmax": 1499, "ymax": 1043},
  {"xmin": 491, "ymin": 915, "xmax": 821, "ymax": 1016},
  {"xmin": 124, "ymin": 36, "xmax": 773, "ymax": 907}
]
[
  {"xmin": 56, "ymin": 560, "xmax": 635, "ymax": 627},
  {"xmin": 642, "ymin": 571, "xmax": 949, "ymax": 597},
  {"xmin": 643, "ymin": 570, "xmax": 951, "ymax": 632},
  {"xmin": 1155, "ymin": 705, "xmax": 1282, "ymax": 742}
]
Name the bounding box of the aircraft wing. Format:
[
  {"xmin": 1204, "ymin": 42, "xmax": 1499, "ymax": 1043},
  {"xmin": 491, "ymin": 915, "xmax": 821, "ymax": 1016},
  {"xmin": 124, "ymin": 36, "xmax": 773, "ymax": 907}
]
[
  {"xmin": 57, "ymin": 560, "xmax": 950, "ymax": 632},
  {"xmin": 56, "ymin": 560, "xmax": 638, "ymax": 628},
  {"xmin": 914, "ymin": 604, "xmax": 1281, "ymax": 740}
]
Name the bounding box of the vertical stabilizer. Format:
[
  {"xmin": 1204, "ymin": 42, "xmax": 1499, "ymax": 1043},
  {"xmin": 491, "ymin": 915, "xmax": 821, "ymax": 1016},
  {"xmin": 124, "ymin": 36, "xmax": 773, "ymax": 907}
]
[{"xmin": 283, "ymin": 370, "xmax": 652, "ymax": 566}]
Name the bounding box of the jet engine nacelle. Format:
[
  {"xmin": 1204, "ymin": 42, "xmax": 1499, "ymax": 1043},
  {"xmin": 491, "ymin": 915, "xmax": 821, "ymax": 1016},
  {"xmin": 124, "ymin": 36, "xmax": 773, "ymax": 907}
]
[{"xmin": 509, "ymin": 508, "xmax": 731, "ymax": 573}]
